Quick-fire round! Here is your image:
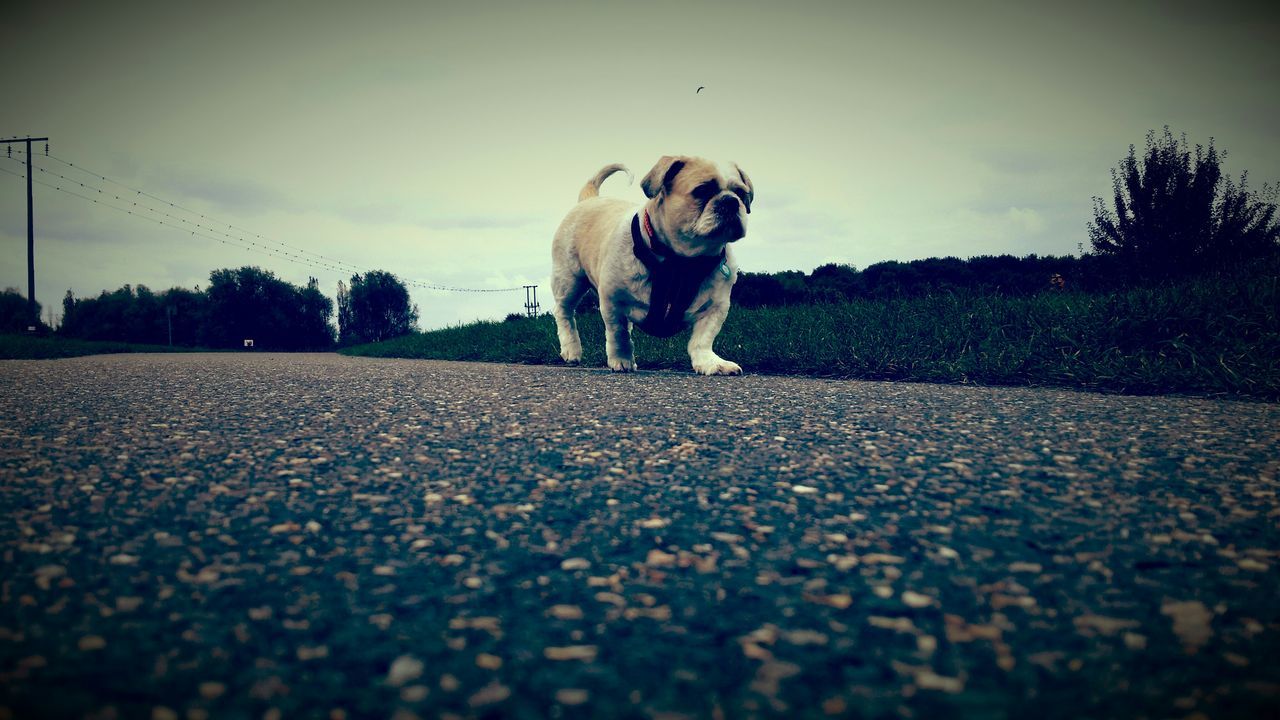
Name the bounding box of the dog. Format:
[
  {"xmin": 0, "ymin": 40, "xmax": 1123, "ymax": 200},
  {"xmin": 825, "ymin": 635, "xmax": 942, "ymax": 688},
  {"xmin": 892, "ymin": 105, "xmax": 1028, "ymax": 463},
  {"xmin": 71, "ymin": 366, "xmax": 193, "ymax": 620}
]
[{"xmin": 550, "ymin": 155, "xmax": 753, "ymax": 375}]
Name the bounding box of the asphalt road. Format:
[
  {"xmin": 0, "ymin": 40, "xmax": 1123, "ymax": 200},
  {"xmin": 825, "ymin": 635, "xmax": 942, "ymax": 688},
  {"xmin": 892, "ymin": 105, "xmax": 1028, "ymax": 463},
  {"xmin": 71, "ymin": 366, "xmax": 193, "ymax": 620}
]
[{"xmin": 1, "ymin": 353, "xmax": 1278, "ymax": 720}]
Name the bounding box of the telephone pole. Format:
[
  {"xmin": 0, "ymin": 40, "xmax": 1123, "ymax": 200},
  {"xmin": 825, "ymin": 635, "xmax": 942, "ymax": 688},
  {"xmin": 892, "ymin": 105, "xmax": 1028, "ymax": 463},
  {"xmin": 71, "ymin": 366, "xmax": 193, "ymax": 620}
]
[
  {"xmin": 4, "ymin": 136, "xmax": 48, "ymax": 331},
  {"xmin": 523, "ymin": 285, "xmax": 539, "ymax": 317}
]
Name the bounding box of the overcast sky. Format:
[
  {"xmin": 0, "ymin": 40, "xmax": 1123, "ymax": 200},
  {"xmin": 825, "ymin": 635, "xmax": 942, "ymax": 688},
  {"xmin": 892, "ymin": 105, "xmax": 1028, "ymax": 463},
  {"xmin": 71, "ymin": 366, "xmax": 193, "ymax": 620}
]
[{"xmin": 1, "ymin": 0, "xmax": 1277, "ymax": 330}]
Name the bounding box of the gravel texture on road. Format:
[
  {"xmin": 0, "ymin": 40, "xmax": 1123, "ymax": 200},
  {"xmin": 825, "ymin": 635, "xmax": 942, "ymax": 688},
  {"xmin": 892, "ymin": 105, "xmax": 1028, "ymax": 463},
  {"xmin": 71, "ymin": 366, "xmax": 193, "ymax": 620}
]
[{"xmin": 1, "ymin": 353, "xmax": 1278, "ymax": 720}]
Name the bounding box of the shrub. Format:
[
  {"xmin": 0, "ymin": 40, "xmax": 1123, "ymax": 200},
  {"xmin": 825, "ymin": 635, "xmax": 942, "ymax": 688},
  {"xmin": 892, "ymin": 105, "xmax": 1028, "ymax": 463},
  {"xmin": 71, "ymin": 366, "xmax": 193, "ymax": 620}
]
[{"xmin": 1089, "ymin": 127, "xmax": 1279, "ymax": 279}]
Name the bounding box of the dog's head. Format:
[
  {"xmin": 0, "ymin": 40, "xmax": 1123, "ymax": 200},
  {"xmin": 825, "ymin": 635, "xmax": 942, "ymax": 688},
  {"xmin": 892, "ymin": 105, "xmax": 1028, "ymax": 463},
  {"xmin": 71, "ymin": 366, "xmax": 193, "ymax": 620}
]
[{"xmin": 641, "ymin": 155, "xmax": 753, "ymax": 257}]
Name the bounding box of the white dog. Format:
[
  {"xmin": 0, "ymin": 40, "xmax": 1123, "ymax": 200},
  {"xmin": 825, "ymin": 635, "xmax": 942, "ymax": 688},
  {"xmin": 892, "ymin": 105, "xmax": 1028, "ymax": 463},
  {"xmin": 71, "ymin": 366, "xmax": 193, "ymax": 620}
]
[{"xmin": 550, "ymin": 155, "xmax": 753, "ymax": 375}]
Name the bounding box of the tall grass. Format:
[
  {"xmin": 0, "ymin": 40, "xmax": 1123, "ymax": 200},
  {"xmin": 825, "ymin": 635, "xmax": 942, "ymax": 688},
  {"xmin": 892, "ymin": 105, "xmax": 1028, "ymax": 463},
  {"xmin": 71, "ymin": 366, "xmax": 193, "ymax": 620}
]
[{"xmin": 344, "ymin": 272, "xmax": 1280, "ymax": 399}]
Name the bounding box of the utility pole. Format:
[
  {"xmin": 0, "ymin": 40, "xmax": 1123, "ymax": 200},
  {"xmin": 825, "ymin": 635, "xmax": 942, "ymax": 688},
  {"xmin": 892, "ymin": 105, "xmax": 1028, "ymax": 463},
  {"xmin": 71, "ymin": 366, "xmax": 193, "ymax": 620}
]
[
  {"xmin": 4, "ymin": 136, "xmax": 48, "ymax": 331},
  {"xmin": 523, "ymin": 285, "xmax": 539, "ymax": 317}
]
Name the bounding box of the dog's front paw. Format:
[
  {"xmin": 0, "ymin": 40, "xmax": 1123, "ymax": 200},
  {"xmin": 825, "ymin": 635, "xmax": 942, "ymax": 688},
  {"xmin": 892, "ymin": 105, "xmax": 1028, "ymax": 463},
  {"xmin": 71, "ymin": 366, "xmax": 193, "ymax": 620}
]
[
  {"xmin": 693, "ymin": 356, "xmax": 742, "ymax": 376},
  {"xmin": 561, "ymin": 350, "xmax": 582, "ymax": 365},
  {"xmin": 608, "ymin": 357, "xmax": 637, "ymax": 373}
]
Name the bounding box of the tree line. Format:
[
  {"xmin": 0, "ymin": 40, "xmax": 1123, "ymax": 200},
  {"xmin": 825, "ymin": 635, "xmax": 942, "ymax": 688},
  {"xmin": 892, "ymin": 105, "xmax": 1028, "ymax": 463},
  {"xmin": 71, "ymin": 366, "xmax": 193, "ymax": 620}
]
[
  {"xmin": 729, "ymin": 254, "xmax": 1093, "ymax": 308},
  {"xmin": 7, "ymin": 126, "xmax": 1277, "ymax": 339},
  {"xmin": 31, "ymin": 267, "xmax": 419, "ymax": 349}
]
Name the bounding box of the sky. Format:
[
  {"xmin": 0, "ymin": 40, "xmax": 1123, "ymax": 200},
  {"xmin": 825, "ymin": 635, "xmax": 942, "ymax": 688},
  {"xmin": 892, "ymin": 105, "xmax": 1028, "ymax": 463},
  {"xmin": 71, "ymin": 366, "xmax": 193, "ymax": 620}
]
[{"xmin": 1, "ymin": 0, "xmax": 1277, "ymax": 330}]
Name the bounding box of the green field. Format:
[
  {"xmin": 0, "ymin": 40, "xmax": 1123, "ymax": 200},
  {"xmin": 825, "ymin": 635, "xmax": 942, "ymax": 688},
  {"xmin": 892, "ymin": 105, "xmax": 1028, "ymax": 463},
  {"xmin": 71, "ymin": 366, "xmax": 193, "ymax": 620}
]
[
  {"xmin": 343, "ymin": 272, "xmax": 1280, "ymax": 399},
  {"xmin": 0, "ymin": 334, "xmax": 196, "ymax": 360}
]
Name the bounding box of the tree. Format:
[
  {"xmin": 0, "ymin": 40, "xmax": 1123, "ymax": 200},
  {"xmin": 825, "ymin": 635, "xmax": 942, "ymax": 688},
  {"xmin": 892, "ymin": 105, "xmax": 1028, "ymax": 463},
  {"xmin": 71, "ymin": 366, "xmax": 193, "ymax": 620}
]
[
  {"xmin": 731, "ymin": 272, "xmax": 786, "ymax": 307},
  {"xmin": 336, "ymin": 280, "xmax": 353, "ymax": 339},
  {"xmin": 160, "ymin": 287, "xmax": 208, "ymax": 347},
  {"xmin": 60, "ymin": 285, "xmax": 140, "ymax": 341},
  {"xmin": 202, "ymin": 267, "xmax": 334, "ymax": 350},
  {"xmin": 1, "ymin": 288, "xmax": 42, "ymax": 333},
  {"xmin": 295, "ymin": 277, "xmax": 337, "ymax": 350},
  {"xmin": 809, "ymin": 263, "xmax": 860, "ymax": 303},
  {"xmin": 60, "ymin": 285, "xmax": 210, "ymax": 346},
  {"xmin": 339, "ymin": 271, "xmax": 418, "ymax": 345},
  {"xmin": 860, "ymin": 261, "xmax": 922, "ymax": 298},
  {"xmin": 1089, "ymin": 127, "xmax": 1280, "ymax": 279}
]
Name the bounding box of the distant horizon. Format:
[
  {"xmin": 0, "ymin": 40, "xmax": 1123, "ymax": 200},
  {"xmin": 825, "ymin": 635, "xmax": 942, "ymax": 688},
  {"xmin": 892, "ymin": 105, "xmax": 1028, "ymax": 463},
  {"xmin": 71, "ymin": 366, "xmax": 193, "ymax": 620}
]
[{"xmin": 2, "ymin": 0, "xmax": 1277, "ymax": 330}]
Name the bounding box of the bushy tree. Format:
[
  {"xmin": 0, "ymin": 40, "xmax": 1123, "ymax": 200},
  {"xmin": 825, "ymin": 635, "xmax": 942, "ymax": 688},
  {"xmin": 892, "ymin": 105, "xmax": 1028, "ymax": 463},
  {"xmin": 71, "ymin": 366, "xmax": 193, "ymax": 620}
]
[
  {"xmin": 1089, "ymin": 127, "xmax": 1280, "ymax": 278},
  {"xmin": 1, "ymin": 288, "xmax": 42, "ymax": 333},
  {"xmin": 860, "ymin": 261, "xmax": 922, "ymax": 298},
  {"xmin": 296, "ymin": 277, "xmax": 336, "ymax": 350},
  {"xmin": 61, "ymin": 285, "xmax": 209, "ymax": 345},
  {"xmin": 202, "ymin": 267, "xmax": 334, "ymax": 350},
  {"xmin": 808, "ymin": 263, "xmax": 860, "ymax": 303},
  {"xmin": 61, "ymin": 285, "xmax": 146, "ymax": 342},
  {"xmin": 339, "ymin": 271, "xmax": 418, "ymax": 345},
  {"xmin": 161, "ymin": 287, "xmax": 208, "ymax": 347},
  {"xmin": 336, "ymin": 280, "xmax": 353, "ymax": 338},
  {"xmin": 732, "ymin": 272, "xmax": 787, "ymax": 308}
]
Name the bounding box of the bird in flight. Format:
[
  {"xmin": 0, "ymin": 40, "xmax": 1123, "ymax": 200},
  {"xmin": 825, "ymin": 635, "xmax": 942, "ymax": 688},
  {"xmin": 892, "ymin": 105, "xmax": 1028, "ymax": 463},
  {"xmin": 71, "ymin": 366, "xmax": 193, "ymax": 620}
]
[{"xmin": 696, "ymin": 86, "xmax": 705, "ymax": 93}]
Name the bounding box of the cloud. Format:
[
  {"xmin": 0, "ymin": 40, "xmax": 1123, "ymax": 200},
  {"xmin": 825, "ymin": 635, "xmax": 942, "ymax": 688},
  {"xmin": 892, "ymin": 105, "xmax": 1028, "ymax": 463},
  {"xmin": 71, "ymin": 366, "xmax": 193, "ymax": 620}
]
[
  {"xmin": 977, "ymin": 147, "xmax": 1053, "ymax": 176},
  {"xmin": 327, "ymin": 201, "xmax": 541, "ymax": 232},
  {"xmin": 943, "ymin": 206, "xmax": 1050, "ymax": 254},
  {"xmin": 148, "ymin": 167, "xmax": 305, "ymax": 216},
  {"xmin": 998, "ymin": 207, "xmax": 1047, "ymax": 236},
  {"xmin": 419, "ymin": 214, "xmax": 540, "ymax": 231}
]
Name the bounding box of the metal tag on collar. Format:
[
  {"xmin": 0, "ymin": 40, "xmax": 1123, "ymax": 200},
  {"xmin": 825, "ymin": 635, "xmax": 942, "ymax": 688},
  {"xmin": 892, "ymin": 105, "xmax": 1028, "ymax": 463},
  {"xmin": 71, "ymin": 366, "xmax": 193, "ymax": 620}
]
[{"xmin": 719, "ymin": 261, "xmax": 731, "ymax": 279}]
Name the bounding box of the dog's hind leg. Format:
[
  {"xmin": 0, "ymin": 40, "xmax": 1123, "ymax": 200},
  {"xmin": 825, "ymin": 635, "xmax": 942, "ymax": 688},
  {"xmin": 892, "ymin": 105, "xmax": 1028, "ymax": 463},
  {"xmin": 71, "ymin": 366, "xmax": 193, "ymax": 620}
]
[{"xmin": 552, "ymin": 272, "xmax": 590, "ymax": 364}]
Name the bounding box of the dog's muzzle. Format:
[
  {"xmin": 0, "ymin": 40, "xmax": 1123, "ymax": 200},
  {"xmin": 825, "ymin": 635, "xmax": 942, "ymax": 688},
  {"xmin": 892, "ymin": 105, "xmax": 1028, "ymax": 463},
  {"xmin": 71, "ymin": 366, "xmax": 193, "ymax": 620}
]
[{"xmin": 715, "ymin": 196, "xmax": 746, "ymax": 241}]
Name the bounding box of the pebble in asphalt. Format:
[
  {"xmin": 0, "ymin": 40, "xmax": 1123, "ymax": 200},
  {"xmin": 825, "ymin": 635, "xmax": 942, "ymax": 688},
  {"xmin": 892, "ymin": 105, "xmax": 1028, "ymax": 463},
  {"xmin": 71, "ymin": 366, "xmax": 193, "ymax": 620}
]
[{"xmin": 0, "ymin": 352, "xmax": 1278, "ymax": 719}]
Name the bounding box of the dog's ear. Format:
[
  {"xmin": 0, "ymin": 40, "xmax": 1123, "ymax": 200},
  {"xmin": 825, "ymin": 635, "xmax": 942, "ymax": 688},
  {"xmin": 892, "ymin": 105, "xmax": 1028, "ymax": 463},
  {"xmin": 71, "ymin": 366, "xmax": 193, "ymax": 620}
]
[
  {"xmin": 732, "ymin": 162, "xmax": 754, "ymax": 214},
  {"xmin": 641, "ymin": 156, "xmax": 687, "ymax": 199}
]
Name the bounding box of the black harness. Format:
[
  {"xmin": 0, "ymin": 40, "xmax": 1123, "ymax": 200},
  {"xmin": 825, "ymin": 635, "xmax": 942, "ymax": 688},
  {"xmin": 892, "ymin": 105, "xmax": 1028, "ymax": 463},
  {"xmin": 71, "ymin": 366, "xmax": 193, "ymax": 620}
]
[{"xmin": 630, "ymin": 213, "xmax": 726, "ymax": 338}]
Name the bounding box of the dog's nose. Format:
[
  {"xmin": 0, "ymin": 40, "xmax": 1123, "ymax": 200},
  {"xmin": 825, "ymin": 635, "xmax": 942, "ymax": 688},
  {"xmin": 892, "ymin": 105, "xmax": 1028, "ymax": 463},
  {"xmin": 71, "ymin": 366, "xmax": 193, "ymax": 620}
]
[{"xmin": 717, "ymin": 193, "xmax": 741, "ymax": 213}]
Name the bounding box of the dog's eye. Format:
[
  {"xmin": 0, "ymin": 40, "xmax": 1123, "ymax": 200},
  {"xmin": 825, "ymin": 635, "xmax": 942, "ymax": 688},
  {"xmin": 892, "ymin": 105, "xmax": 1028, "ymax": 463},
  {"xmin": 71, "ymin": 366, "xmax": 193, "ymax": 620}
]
[{"xmin": 692, "ymin": 181, "xmax": 719, "ymax": 202}]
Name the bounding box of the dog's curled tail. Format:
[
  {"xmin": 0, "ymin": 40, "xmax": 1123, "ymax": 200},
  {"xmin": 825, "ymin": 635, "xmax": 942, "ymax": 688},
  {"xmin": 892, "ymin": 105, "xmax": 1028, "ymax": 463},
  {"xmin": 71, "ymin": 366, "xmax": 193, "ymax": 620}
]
[{"xmin": 578, "ymin": 163, "xmax": 632, "ymax": 202}]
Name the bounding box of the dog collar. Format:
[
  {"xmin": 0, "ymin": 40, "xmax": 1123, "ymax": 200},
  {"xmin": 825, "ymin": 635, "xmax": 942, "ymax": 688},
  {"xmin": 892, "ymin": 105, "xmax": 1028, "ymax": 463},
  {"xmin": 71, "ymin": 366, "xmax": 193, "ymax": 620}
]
[
  {"xmin": 634, "ymin": 211, "xmax": 732, "ymax": 275},
  {"xmin": 638, "ymin": 210, "xmax": 674, "ymax": 259},
  {"xmin": 630, "ymin": 213, "xmax": 727, "ymax": 338}
]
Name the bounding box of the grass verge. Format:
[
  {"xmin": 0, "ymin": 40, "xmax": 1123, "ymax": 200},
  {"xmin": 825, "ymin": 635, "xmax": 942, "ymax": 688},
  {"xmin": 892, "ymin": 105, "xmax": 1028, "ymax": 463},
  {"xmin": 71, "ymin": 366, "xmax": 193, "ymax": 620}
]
[
  {"xmin": 344, "ymin": 272, "xmax": 1280, "ymax": 400},
  {"xmin": 0, "ymin": 334, "xmax": 198, "ymax": 360}
]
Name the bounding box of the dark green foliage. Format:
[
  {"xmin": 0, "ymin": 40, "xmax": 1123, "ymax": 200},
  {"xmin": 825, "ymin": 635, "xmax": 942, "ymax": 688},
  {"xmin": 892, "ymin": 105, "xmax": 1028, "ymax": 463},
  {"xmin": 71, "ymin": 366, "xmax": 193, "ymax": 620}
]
[
  {"xmin": 161, "ymin": 287, "xmax": 208, "ymax": 347},
  {"xmin": 0, "ymin": 288, "xmax": 43, "ymax": 333},
  {"xmin": 733, "ymin": 254, "xmax": 1092, "ymax": 307},
  {"xmin": 1090, "ymin": 127, "xmax": 1280, "ymax": 278},
  {"xmin": 344, "ymin": 264, "xmax": 1280, "ymax": 400},
  {"xmin": 60, "ymin": 284, "xmax": 186, "ymax": 344},
  {"xmin": 61, "ymin": 268, "xmax": 334, "ymax": 350},
  {"xmin": 808, "ymin": 263, "xmax": 860, "ymax": 303},
  {"xmin": 337, "ymin": 271, "xmax": 418, "ymax": 345},
  {"xmin": 203, "ymin": 268, "xmax": 334, "ymax": 350},
  {"xmin": 731, "ymin": 272, "xmax": 788, "ymax": 307}
]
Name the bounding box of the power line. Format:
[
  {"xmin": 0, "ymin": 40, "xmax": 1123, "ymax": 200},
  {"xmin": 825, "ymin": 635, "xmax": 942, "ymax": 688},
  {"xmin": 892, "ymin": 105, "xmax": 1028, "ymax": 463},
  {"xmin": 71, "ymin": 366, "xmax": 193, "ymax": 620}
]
[
  {"xmin": 34, "ymin": 150, "xmax": 365, "ymax": 273},
  {"xmin": 0, "ymin": 158, "xmax": 485, "ymax": 287},
  {"xmin": 0, "ymin": 158, "xmax": 354, "ymax": 275},
  {"xmin": 3, "ymin": 149, "xmax": 527, "ymax": 293},
  {"xmin": 3, "ymin": 154, "xmax": 362, "ymax": 273}
]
